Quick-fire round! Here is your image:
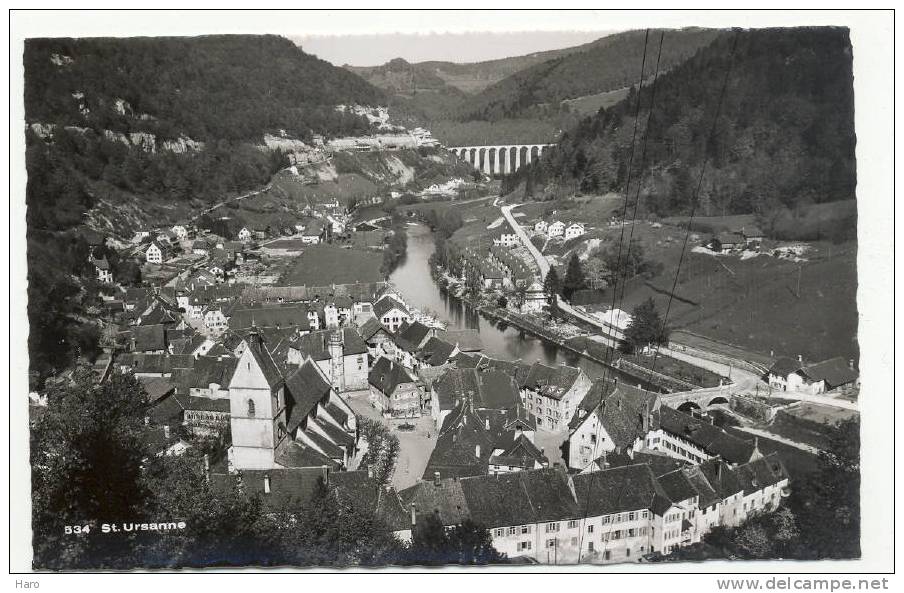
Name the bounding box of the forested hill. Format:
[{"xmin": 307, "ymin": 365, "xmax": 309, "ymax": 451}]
[
  {"xmin": 512, "ymin": 27, "xmax": 856, "ymax": 219},
  {"xmin": 23, "ymin": 35, "xmax": 386, "ymax": 388},
  {"xmin": 454, "ymin": 28, "xmax": 722, "ymax": 121},
  {"xmin": 25, "ymin": 35, "xmax": 385, "ymax": 141}
]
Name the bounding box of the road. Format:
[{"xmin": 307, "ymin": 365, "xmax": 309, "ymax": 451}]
[
  {"xmin": 500, "ymin": 203, "xmax": 621, "ymax": 347},
  {"xmin": 501, "ymin": 202, "xmax": 859, "ymax": 413},
  {"xmin": 190, "ymin": 183, "xmax": 273, "ymax": 222}
]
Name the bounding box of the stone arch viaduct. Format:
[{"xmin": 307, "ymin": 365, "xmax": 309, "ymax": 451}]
[{"xmin": 449, "ymin": 144, "xmax": 555, "ymax": 176}]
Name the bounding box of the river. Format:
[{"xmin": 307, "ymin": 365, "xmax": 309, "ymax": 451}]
[{"xmin": 390, "ymin": 223, "xmax": 639, "ymax": 383}]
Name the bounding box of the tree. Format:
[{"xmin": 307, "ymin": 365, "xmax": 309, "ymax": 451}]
[
  {"xmin": 358, "ymin": 418, "xmax": 401, "ymax": 485},
  {"xmin": 543, "ymin": 267, "xmax": 561, "ymax": 305},
  {"xmin": 562, "ymin": 253, "xmax": 587, "ymax": 300},
  {"xmin": 621, "ymin": 297, "xmax": 670, "ymax": 354},
  {"xmin": 407, "ymin": 514, "xmax": 504, "ymax": 565},
  {"xmin": 583, "ymin": 257, "xmax": 608, "ymax": 290},
  {"xmin": 31, "ymin": 368, "xmax": 153, "ymax": 569},
  {"xmin": 788, "ymin": 417, "xmax": 860, "ymax": 559},
  {"xmin": 274, "ymin": 477, "xmax": 404, "ymax": 566}
]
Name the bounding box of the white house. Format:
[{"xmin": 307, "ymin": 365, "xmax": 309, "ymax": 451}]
[
  {"xmin": 373, "ymin": 296, "xmax": 411, "ymax": 333},
  {"xmin": 521, "ymin": 281, "xmax": 547, "ymax": 313},
  {"xmin": 534, "ymin": 221, "xmax": 548, "ymax": 234},
  {"xmin": 203, "ymin": 307, "xmax": 229, "ymax": 333},
  {"xmin": 493, "ymin": 230, "xmax": 520, "ymax": 247},
  {"xmin": 172, "ymin": 225, "xmax": 189, "ymax": 240},
  {"xmin": 565, "ymin": 223, "xmax": 586, "ymax": 240},
  {"xmin": 92, "ymin": 257, "xmax": 113, "ymax": 283},
  {"xmin": 238, "ymin": 227, "xmax": 253, "ymax": 243},
  {"xmin": 521, "ymin": 363, "xmax": 593, "ymax": 432},
  {"xmin": 547, "ymin": 221, "xmax": 565, "ymax": 238},
  {"xmin": 145, "ymin": 240, "xmax": 169, "ymax": 264}
]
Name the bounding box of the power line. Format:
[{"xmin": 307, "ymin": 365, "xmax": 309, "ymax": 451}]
[
  {"xmin": 575, "ymin": 29, "xmax": 664, "ymax": 563},
  {"xmin": 644, "ymin": 30, "xmax": 741, "ymax": 389}
]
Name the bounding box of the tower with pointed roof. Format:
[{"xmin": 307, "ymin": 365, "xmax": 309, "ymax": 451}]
[{"xmin": 228, "ymin": 332, "xmax": 287, "ymax": 470}]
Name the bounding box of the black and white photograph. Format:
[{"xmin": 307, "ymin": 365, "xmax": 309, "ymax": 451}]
[{"xmin": 8, "ymin": 8, "xmax": 896, "ymax": 582}]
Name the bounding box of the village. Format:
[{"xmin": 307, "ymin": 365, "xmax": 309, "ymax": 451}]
[{"xmin": 31, "ymin": 164, "xmax": 861, "ymax": 565}]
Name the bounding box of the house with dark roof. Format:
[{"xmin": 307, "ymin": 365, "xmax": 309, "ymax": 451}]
[
  {"xmin": 429, "ymin": 367, "xmax": 524, "ymax": 428},
  {"xmin": 416, "ymin": 337, "xmax": 458, "ymax": 369},
  {"xmin": 130, "ymin": 324, "xmax": 168, "ymax": 353},
  {"xmin": 770, "ymin": 356, "xmax": 859, "ymax": 394},
  {"xmin": 521, "ymin": 362, "xmax": 593, "ymax": 432},
  {"xmin": 400, "ymin": 454, "xmax": 791, "ymax": 564},
  {"xmin": 391, "ymin": 320, "xmax": 435, "ymax": 369},
  {"xmin": 566, "ymin": 380, "xmax": 662, "ymax": 470},
  {"xmin": 566, "ymin": 381, "xmax": 761, "ymax": 470},
  {"xmin": 423, "ymin": 400, "xmax": 544, "ymax": 480},
  {"xmin": 369, "ymin": 356, "xmax": 422, "ymax": 417},
  {"xmin": 373, "ymin": 295, "xmax": 411, "ymax": 333},
  {"xmin": 357, "ymin": 317, "xmax": 393, "ymax": 358},
  {"xmin": 287, "ymin": 328, "xmax": 369, "ymax": 392}
]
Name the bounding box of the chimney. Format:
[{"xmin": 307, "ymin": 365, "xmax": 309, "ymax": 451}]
[
  {"xmin": 434, "ymin": 471, "xmax": 441, "ymax": 486},
  {"xmin": 203, "ymin": 454, "xmax": 210, "ymax": 483},
  {"xmin": 485, "ymin": 417, "xmax": 490, "ymax": 431},
  {"xmin": 163, "ymin": 425, "xmax": 170, "ymax": 439},
  {"xmin": 797, "ymin": 354, "xmax": 803, "ymax": 363},
  {"xmin": 263, "ymin": 474, "xmax": 271, "ymax": 494},
  {"xmin": 475, "ymin": 444, "xmax": 481, "ymax": 458}
]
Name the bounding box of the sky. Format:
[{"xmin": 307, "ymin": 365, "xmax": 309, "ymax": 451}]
[{"xmin": 292, "ymin": 30, "xmax": 614, "ymax": 67}]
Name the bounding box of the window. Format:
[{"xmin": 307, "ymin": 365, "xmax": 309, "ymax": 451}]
[
  {"xmin": 642, "ymin": 510, "xmax": 649, "ymax": 519},
  {"xmin": 494, "ymin": 528, "xmax": 505, "ymax": 537},
  {"xmin": 628, "ymin": 512, "xmax": 636, "ymax": 521},
  {"xmin": 587, "ymin": 542, "xmax": 595, "ymax": 552},
  {"xmin": 587, "ymin": 525, "xmax": 594, "ymax": 533},
  {"xmin": 602, "ymin": 515, "xmax": 611, "ymax": 525},
  {"xmin": 604, "ymin": 551, "xmax": 611, "ymax": 561},
  {"xmin": 546, "ymin": 539, "xmax": 556, "ymax": 549},
  {"xmin": 520, "ymin": 525, "xmax": 531, "ymax": 535},
  {"xmin": 627, "ymin": 528, "xmax": 636, "ymax": 537},
  {"xmin": 247, "ymin": 399, "xmax": 255, "ymax": 417},
  {"xmin": 545, "ymin": 522, "xmax": 559, "ymax": 533},
  {"xmin": 567, "ymin": 520, "xmax": 578, "ymax": 529},
  {"xmin": 626, "ymin": 549, "xmax": 631, "ymax": 558},
  {"xmin": 517, "ymin": 541, "xmax": 531, "ymax": 552},
  {"xmin": 611, "ymin": 530, "xmax": 621, "ymax": 540},
  {"xmin": 508, "ymin": 527, "xmax": 517, "ymax": 536}
]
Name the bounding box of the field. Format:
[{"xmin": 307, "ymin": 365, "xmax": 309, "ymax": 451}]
[
  {"xmin": 765, "ymin": 403, "xmax": 858, "ymax": 451},
  {"xmin": 549, "ymin": 214, "xmax": 859, "ymax": 363},
  {"xmin": 618, "ymin": 353, "xmax": 726, "ymax": 388},
  {"xmin": 279, "ymin": 245, "xmax": 384, "ymax": 286},
  {"xmin": 563, "ymin": 88, "xmax": 631, "ymax": 115}
]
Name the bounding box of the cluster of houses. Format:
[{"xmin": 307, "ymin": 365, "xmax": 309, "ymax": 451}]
[
  {"xmin": 534, "ymin": 220, "xmax": 586, "ymax": 241},
  {"xmin": 74, "ymin": 216, "xmax": 800, "ymax": 565}
]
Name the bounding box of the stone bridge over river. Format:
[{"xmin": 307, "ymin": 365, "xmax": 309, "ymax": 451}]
[{"xmin": 449, "ymin": 144, "xmax": 555, "ymax": 175}]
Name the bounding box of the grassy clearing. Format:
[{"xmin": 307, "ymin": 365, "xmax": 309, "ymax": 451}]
[
  {"xmin": 279, "ymin": 245, "xmax": 384, "ymax": 286},
  {"xmin": 619, "ymin": 353, "xmax": 725, "ymax": 388},
  {"xmin": 765, "ymin": 403, "xmax": 859, "ymax": 451},
  {"xmin": 562, "ymin": 87, "xmax": 631, "ymax": 115},
  {"xmin": 563, "ymin": 219, "xmax": 858, "ymax": 363}
]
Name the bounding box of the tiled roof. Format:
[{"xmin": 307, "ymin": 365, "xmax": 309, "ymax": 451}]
[
  {"xmin": 245, "ymin": 333, "xmax": 285, "ymax": 389},
  {"xmin": 373, "ymin": 296, "xmax": 409, "ymax": 320},
  {"xmin": 417, "ymin": 337, "xmax": 456, "ymax": 367},
  {"xmin": 436, "ymin": 329, "xmax": 482, "ymax": 352},
  {"xmin": 581, "ymin": 463, "xmax": 674, "ymax": 517},
  {"xmin": 284, "ymin": 360, "xmax": 332, "ymax": 433},
  {"xmin": 769, "ymin": 357, "xmax": 802, "ymax": 378},
  {"xmin": 228, "ymin": 306, "xmax": 312, "ymax": 331},
  {"xmin": 357, "ymin": 317, "xmax": 387, "ymax": 341},
  {"xmin": 522, "ymin": 362, "xmax": 582, "ymax": 400},
  {"xmin": 276, "ymin": 440, "xmax": 341, "ymax": 470},
  {"xmin": 212, "ymin": 466, "xmax": 329, "ymax": 511},
  {"xmin": 394, "ymin": 321, "xmax": 432, "ymax": 353},
  {"xmin": 658, "ymin": 406, "xmax": 756, "ymax": 464},
  {"xmin": 368, "ymin": 356, "xmax": 416, "ymax": 396},
  {"xmin": 799, "ymin": 357, "xmax": 859, "ymax": 388},
  {"xmin": 656, "ymin": 468, "xmax": 699, "ymax": 504}
]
